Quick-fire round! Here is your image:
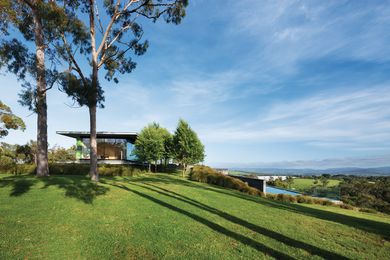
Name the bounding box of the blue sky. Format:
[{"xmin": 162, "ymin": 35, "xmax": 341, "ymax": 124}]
[{"xmin": 1, "ymin": 0, "xmax": 390, "ymax": 168}]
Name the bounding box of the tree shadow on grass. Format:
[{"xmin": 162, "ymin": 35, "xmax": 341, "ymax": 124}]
[
  {"xmin": 108, "ymin": 182, "xmax": 295, "ymax": 260},
  {"xmin": 0, "ymin": 176, "xmax": 37, "ymax": 197},
  {"xmin": 40, "ymin": 176, "xmax": 109, "ymax": 204},
  {"xmin": 134, "ymin": 182, "xmax": 349, "ymax": 259},
  {"xmin": 123, "ymin": 175, "xmax": 390, "ymax": 241},
  {"xmin": 0, "ymin": 175, "xmax": 109, "ymax": 204}
]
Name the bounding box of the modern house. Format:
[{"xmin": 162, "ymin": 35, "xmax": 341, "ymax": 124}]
[{"xmin": 56, "ymin": 131, "xmax": 137, "ymax": 164}]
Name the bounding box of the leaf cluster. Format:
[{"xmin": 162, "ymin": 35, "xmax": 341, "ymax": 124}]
[{"xmin": 0, "ymin": 101, "xmax": 25, "ymax": 137}]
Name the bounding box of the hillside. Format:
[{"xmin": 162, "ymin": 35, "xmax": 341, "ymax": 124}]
[{"xmin": 0, "ymin": 173, "xmax": 389, "ymax": 259}]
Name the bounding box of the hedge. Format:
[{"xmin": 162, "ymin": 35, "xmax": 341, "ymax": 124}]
[
  {"xmin": 0, "ymin": 163, "xmax": 145, "ymax": 177},
  {"xmin": 189, "ymin": 165, "xmax": 265, "ymax": 197}
]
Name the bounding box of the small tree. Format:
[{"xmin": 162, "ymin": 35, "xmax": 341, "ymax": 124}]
[
  {"xmin": 173, "ymin": 119, "xmax": 205, "ymax": 177},
  {"xmin": 320, "ymin": 176, "xmax": 330, "ymax": 187},
  {"xmin": 286, "ymin": 176, "xmax": 294, "ymax": 189},
  {"xmin": 0, "ymin": 101, "xmax": 25, "ymax": 138},
  {"xmin": 133, "ymin": 123, "xmax": 164, "ymax": 172}
]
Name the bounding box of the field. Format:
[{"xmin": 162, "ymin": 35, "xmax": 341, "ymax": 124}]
[
  {"xmin": 291, "ymin": 178, "xmax": 340, "ymax": 191},
  {"xmin": 1, "ymin": 173, "xmax": 389, "ymax": 259}
]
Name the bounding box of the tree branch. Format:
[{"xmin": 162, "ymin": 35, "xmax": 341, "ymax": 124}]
[{"xmin": 61, "ymin": 34, "xmax": 87, "ymax": 86}]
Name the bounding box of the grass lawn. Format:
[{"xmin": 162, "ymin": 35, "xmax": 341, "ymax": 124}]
[
  {"xmin": 291, "ymin": 178, "xmax": 340, "ymax": 192},
  {"xmin": 0, "ymin": 173, "xmax": 389, "ymax": 259}
]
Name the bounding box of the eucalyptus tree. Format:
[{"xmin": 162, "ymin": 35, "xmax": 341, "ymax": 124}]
[
  {"xmin": 0, "ymin": 0, "xmax": 66, "ymax": 176},
  {"xmin": 57, "ymin": 0, "xmax": 188, "ymax": 181}
]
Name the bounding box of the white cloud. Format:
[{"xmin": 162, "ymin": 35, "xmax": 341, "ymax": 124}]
[
  {"xmin": 228, "ymin": 0, "xmax": 390, "ymax": 74},
  {"xmin": 200, "ymin": 85, "xmax": 390, "ymax": 152}
]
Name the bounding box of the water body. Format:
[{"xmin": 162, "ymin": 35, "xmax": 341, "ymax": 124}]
[
  {"xmin": 266, "ymin": 186, "xmax": 301, "ymax": 196},
  {"xmin": 266, "ymin": 186, "xmax": 343, "ymax": 203}
]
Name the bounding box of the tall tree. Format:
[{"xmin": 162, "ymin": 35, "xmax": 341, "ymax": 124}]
[
  {"xmin": 133, "ymin": 123, "xmax": 165, "ymax": 172},
  {"xmin": 0, "ymin": 0, "xmax": 66, "ymax": 176},
  {"xmin": 0, "ymin": 101, "xmax": 26, "ymax": 138},
  {"xmin": 173, "ymin": 119, "xmax": 205, "ymax": 177},
  {"xmin": 57, "ymin": 0, "xmax": 188, "ymax": 181}
]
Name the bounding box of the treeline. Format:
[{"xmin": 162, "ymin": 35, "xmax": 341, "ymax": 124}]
[
  {"xmin": 0, "ymin": 141, "xmax": 75, "ymax": 174},
  {"xmin": 133, "ymin": 119, "xmax": 205, "ymax": 176},
  {"xmin": 340, "ymin": 177, "xmax": 390, "ymax": 213}
]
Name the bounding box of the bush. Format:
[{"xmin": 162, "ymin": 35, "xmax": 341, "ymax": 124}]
[
  {"xmin": 266, "ymin": 193, "xmax": 277, "ymax": 200},
  {"xmin": 359, "ymin": 208, "xmax": 377, "ymax": 214},
  {"xmin": 339, "ymin": 203, "xmax": 354, "ymax": 210},
  {"xmin": 45, "ymin": 163, "xmax": 144, "ymax": 176},
  {"xmin": 296, "ymin": 195, "xmax": 313, "ymax": 204},
  {"xmin": 189, "ymin": 165, "xmax": 263, "ymax": 197}
]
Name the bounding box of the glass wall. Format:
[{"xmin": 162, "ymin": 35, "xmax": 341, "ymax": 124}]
[{"xmin": 76, "ymin": 138, "xmax": 136, "ymax": 161}]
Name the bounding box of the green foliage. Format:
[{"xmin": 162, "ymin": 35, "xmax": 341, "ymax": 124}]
[
  {"xmin": 189, "ymin": 165, "xmax": 264, "ymax": 197},
  {"xmin": 48, "ymin": 145, "xmax": 76, "ymax": 163},
  {"xmin": 267, "ymin": 177, "xmax": 288, "ymax": 188},
  {"xmin": 47, "ymin": 163, "xmax": 144, "ymax": 177},
  {"xmin": 286, "ymin": 176, "xmax": 294, "ymax": 189},
  {"xmin": 0, "ymin": 142, "xmax": 34, "ymax": 174},
  {"xmin": 133, "ymin": 123, "xmax": 165, "ymax": 171},
  {"xmin": 320, "ymin": 176, "xmax": 330, "ymax": 187},
  {"xmin": 173, "ymin": 119, "xmax": 205, "ymax": 174},
  {"xmin": 0, "ymin": 100, "xmax": 25, "ymax": 137},
  {"xmin": 340, "ymin": 177, "xmax": 390, "ymax": 213}
]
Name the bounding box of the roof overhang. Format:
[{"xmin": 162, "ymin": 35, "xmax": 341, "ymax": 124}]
[{"xmin": 56, "ymin": 131, "xmax": 137, "ymax": 141}]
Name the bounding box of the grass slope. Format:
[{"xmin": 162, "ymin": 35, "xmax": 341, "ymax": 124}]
[{"xmin": 0, "ymin": 173, "xmax": 389, "ymax": 259}]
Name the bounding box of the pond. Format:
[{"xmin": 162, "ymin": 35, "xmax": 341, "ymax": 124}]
[{"xmin": 266, "ymin": 186, "xmax": 301, "ymax": 196}]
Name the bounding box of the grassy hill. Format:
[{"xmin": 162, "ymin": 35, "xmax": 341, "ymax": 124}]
[{"xmin": 0, "ymin": 173, "xmax": 389, "ymax": 259}]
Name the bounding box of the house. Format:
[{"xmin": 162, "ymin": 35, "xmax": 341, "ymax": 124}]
[{"xmin": 57, "ymin": 131, "xmax": 137, "ymax": 164}]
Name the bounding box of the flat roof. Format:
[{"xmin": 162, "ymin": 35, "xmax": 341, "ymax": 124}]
[{"xmin": 56, "ymin": 131, "xmax": 137, "ymax": 141}]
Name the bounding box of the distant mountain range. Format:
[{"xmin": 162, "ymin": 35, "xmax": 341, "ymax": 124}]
[{"xmin": 230, "ymin": 167, "xmax": 390, "ymax": 176}]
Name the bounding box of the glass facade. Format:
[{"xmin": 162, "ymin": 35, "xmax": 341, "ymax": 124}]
[{"xmin": 75, "ymin": 137, "xmax": 136, "ymax": 161}]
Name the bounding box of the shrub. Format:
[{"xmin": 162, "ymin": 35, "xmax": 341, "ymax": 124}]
[
  {"xmin": 266, "ymin": 193, "xmax": 277, "ymax": 200},
  {"xmin": 189, "ymin": 165, "xmax": 263, "ymax": 197},
  {"xmin": 359, "ymin": 208, "xmax": 377, "ymax": 214},
  {"xmin": 47, "ymin": 163, "xmax": 145, "ymax": 176},
  {"xmin": 275, "ymin": 194, "xmax": 297, "ymax": 203},
  {"xmin": 339, "ymin": 203, "xmax": 354, "ymax": 210}
]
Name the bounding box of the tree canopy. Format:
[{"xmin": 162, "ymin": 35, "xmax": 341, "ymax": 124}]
[
  {"xmin": 0, "ymin": 101, "xmax": 25, "ymax": 138},
  {"xmin": 133, "ymin": 123, "xmax": 165, "ymax": 172},
  {"xmin": 173, "ymin": 119, "xmax": 205, "ymax": 177}
]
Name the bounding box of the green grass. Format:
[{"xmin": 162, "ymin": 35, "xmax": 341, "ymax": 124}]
[
  {"xmin": 0, "ymin": 173, "xmax": 389, "ymax": 259},
  {"xmin": 291, "ymin": 178, "xmax": 340, "ymax": 191}
]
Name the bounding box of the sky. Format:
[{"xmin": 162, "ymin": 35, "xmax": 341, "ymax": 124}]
[{"xmin": 1, "ymin": 0, "xmax": 390, "ymax": 168}]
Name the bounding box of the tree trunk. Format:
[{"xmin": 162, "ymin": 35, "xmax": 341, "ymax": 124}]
[
  {"xmin": 89, "ymin": 105, "xmax": 98, "ymax": 181},
  {"xmin": 148, "ymin": 163, "xmax": 151, "ymax": 172},
  {"xmin": 88, "ymin": 0, "xmax": 99, "ymax": 182},
  {"xmin": 32, "ymin": 6, "xmax": 49, "ymax": 177},
  {"xmin": 154, "ymin": 160, "xmax": 157, "ymax": 173}
]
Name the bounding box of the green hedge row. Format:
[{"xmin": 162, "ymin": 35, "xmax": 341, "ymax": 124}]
[
  {"xmin": 189, "ymin": 165, "xmax": 359, "ymax": 211},
  {"xmin": 189, "ymin": 165, "xmax": 265, "ymax": 197},
  {"xmin": 266, "ymin": 193, "xmax": 336, "ymax": 206},
  {"xmin": 0, "ymin": 163, "xmax": 145, "ymax": 177}
]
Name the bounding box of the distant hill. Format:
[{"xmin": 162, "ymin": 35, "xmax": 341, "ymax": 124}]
[{"xmin": 230, "ymin": 167, "xmax": 390, "ymax": 176}]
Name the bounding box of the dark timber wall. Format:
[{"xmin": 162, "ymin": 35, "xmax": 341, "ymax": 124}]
[{"xmin": 230, "ymin": 175, "xmax": 266, "ymax": 193}]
